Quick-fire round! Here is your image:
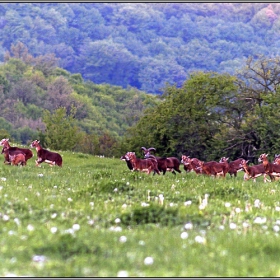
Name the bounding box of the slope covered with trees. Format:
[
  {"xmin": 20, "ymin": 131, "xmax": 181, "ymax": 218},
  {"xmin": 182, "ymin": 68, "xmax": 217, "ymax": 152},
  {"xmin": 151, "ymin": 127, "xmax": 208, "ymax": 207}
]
[
  {"xmin": 0, "ymin": 3, "xmax": 280, "ymax": 94},
  {"xmin": 0, "ymin": 42, "xmax": 159, "ymax": 156}
]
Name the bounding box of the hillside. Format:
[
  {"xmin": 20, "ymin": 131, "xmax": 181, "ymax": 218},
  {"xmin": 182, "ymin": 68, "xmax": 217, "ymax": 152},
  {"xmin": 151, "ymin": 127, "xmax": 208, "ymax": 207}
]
[
  {"xmin": 0, "ymin": 49, "xmax": 160, "ymax": 153},
  {"xmin": 0, "ymin": 3, "xmax": 279, "ymax": 94}
]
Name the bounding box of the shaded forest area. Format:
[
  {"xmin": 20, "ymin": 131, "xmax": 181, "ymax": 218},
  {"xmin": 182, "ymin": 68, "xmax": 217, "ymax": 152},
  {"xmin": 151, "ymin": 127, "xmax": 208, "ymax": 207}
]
[{"xmin": 0, "ymin": 3, "xmax": 280, "ymax": 94}]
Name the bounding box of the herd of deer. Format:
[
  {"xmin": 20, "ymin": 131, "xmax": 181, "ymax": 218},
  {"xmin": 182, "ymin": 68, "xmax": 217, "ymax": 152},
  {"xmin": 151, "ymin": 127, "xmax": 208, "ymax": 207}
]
[
  {"xmin": 121, "ymin": 147, "xmax": 280, "ymax": 182},
  {"xmin": 0, "ymin": 138, "xmax": 63, "ymax": 167},
  {"xmin": 1, "ymin": 139, "xmax": 279, "ymax": 183}
]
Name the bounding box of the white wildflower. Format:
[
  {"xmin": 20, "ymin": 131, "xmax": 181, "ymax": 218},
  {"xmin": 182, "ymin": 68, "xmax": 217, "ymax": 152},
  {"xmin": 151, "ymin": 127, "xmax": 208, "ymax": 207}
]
[
  {"xmin": 219, "ymin": 225, "xmax": 225, "ymax": 230},
  {"xmin": 195, "ymin": 235, "xmax": 206, "ymax": 244},
  {"xmin": 253, "ymin": 217, "xmax": 267, "ymax": 224},
  {"xmin": 184, "ymin": 222, "xmax": 193, "ymax": 230},
  {"xmin": 229, "ymin": 222, "xmax": 237, "ymax": 229},
  {"xmin": 72, "ymin": 224, "xmax": 80, "ymax": 231},
  {"xmin": 254, "ymin": 199, "xmax": 261, "ymax": 208},
  {"xmin": 51, "ymin": 213, "xmax": 57, "ymax": 219},
  {"xmin": 224, "ymin": 202, "xmax": 231, "ymax": 208},
  {"xmin": 235, "ymin": 207, "xmax": 241, "ymax": 213},
  {"xmin": 119, "ymin": 236, "xmax": 127, "ymax": 243},
  {"xmin": 144, "ymin": 257, "xmax": 154, "ymax": 265},
  {"xmin": 117, "ymin": 270, "xmax": 129, "ymax": 277},
  {"xmin": 109, "ymin": 226, "xmax": 122, "ymax": 232},
  {"xmin": 32, "ymin": 255, "xmax": 47, "ymax": 262},
  {"xmin": 64, "ymin": 228, "xmax": 75, "ymax": 235},
  {"xmin": 50, "ymin": 227, "xmax": 57, "ymax": 234},
  {"xmin": 273, "ymin": 225, "xmax": 280, "ymax": 232},
  {"xmin": 242, "ymin": 222, "xmax": 250, "ymax": 228},
  {"xmin": 180, "ymin": 232, "xmax": 188, "ymax": 239},
  {"xmin": 14, "ymin": 218, "xmax": 20, "ymax": 226},
  {"xmin": 3, "ymin": 214, "xmax": 9, "ymax": 221},
  {"xmin": 27, "ymin": 224, "xmax": 34, "ymax": 231}
]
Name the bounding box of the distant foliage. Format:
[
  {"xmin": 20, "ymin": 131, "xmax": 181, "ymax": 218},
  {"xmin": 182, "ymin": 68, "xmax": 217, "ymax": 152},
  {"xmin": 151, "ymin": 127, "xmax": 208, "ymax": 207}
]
[{"xmin": 0, "ymin": 3, "xmax": 279, "ymax": 93}]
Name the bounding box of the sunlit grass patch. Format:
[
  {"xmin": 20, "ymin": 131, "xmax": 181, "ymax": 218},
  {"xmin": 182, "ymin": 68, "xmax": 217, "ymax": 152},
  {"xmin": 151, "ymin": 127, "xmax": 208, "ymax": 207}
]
[{"xmin": 0, "ymin": 152, "xmax": 280, "ymax": 276}]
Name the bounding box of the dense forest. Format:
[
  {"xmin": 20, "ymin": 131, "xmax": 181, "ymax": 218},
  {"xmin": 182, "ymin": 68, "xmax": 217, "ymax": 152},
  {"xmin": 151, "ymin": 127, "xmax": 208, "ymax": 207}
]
[{"xmin": 0, "ymin": 3, "xmax": 280, "ymax": 94}]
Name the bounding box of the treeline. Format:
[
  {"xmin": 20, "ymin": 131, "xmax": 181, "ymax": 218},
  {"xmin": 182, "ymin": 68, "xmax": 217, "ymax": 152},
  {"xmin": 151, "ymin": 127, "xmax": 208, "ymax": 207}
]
[
  {"xmin": 2, "ymin": 43, "xmax": 280, "ymax": 162},
  {"xmin": 123, "ymin": 56, "xmax": 280, "ymax": 163},
  {"xmin": 0, "ymin": 3, "xmax": 280, "ymax": 94},
  {"xmin": 0, "ymin": 42, "xmax": 159, "ymax": 156}
]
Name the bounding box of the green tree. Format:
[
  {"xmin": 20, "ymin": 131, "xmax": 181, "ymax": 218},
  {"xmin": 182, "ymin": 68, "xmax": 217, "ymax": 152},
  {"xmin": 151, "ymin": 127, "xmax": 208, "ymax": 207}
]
[
  {"xmin": 42, "ymin": 105, "xmax": 81, "ymax": 151},
  {"xmin": 124, "ymin": 72, "xmax": 238, "ymax": 160},
  {"xmin": 234, "ymin": 56, "xmax": 280, "ymax": 161}
]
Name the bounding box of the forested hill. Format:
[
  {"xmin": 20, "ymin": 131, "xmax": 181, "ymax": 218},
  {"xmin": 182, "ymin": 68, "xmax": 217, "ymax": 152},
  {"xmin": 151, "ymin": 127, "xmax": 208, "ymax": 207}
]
[{"xmin": 0, "ymin": 3, "xmax": 279, "ymax": 94}]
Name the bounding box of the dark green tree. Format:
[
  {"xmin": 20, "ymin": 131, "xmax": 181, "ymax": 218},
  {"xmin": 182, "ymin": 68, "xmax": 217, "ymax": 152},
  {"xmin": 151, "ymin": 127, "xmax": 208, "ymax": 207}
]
[
  {"xmin": 234, "ymin": 56, "xmax": 280, "ymax": 162},
  {"xmin": 42, "ymin": 105, "xmax": 81, "ymax": 151}
]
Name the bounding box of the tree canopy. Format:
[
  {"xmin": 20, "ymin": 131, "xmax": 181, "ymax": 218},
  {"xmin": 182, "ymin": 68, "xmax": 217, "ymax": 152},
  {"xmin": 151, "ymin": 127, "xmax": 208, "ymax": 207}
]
[
  {"xmin": 0, "ymin": 3, "xmax": 280, "ymax": 93},
  {"xmin": 124, "ymin": 56, "xmax": 280, "ymax": 162}
]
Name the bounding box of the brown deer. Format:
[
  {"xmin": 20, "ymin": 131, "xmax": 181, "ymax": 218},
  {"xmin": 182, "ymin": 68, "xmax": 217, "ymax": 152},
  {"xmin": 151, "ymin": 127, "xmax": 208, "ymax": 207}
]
[
  {"xmin": 125, "ymin": 152, "xmax": 160, "ymax": 175},
  {"xmin": 1, "ymin": 146, "xmax": 26, "ymax": 166},
  {"xmin": 0, "ymin": 138, "xmax": 33, "ymax": 164},
  {"xmin": 258, "ymin": 153, "xmax": 280, "ymax": 181},
  {"xmin": 181, "ymin": 155, "xmax": 202, "ymax": 174},
  {"xmin": 30, "ymin": 140, "xmax": 62, "ymax": 167},
  {"xmin": 141, "ymin": 147, "xmax": 181, "ymax": 175},
  {"xmin": 239, "ymin": 159, "xmax": 272, "ymax": 182}
]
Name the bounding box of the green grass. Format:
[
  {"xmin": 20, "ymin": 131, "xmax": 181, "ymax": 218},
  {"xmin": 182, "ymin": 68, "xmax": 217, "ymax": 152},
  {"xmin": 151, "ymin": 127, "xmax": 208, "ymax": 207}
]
[{"xmin": 1, "ymin": 152, "xmax": 280, "ymax": 276}]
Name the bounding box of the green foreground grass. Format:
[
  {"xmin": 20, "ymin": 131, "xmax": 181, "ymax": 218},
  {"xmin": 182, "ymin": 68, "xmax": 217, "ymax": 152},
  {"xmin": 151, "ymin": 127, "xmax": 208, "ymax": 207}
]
[{"xmin": 1, "ymin": 151, "xmax": 280, "ymax": 277}]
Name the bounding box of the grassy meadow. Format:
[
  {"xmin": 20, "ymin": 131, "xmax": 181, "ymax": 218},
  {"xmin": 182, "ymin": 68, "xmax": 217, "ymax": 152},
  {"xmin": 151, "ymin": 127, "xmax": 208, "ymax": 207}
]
[{"xmin": 1, "ymin": 150, "xmax": 280, "ymax": 277}]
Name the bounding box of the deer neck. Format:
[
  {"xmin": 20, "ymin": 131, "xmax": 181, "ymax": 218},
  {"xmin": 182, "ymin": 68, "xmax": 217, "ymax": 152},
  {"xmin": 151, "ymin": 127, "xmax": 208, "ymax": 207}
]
[{"xmin": 243, "ymin": 164, "xmax": 250, "ymax": 175}]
